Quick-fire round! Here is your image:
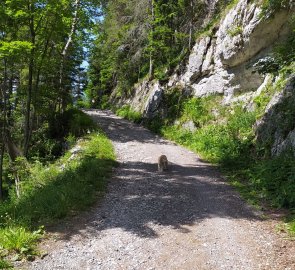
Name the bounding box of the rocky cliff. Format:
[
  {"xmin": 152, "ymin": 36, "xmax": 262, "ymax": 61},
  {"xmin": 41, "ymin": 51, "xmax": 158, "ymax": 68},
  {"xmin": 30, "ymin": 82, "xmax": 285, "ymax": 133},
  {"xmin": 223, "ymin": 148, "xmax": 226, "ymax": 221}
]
[{"xmin": 112, "ymin": 0, "xmax": 294, "ymax": 155}]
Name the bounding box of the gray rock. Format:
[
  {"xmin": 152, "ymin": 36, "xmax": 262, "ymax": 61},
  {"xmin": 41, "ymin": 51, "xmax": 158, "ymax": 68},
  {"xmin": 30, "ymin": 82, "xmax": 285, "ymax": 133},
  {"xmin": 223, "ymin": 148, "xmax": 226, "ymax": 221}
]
[
  {"xmin": 182, "ymin": 36, "xmax": 212, "ymax": 84},
  {"xmin": 143, "ymin": 81, "xmax": 164, "ymax": 118},
  {"xmin": 111, "ymin": 0, "xmax": 294, "ymax": 133},
  {"xmin": 182, "ymin": 121, "xmax": 197, "ymax": 132},
  {"xmin": 216, "ymin": 0, "xmax": 291, "ymax": 68}
]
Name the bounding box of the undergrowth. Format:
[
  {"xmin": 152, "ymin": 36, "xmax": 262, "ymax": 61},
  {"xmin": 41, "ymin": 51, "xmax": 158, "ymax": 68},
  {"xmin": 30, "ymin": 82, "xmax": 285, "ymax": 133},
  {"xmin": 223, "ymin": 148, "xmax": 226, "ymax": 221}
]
[
  {"xmin": 116, "ymin": 105, "xmax": 142, "ymax": 124},
  {"xmin": 0, "ymin": 259, "xmax": 12, "ymax": 269},
  {"xmin": 0, "ymin": 131, "xmax": 116, "ymax": 262}
]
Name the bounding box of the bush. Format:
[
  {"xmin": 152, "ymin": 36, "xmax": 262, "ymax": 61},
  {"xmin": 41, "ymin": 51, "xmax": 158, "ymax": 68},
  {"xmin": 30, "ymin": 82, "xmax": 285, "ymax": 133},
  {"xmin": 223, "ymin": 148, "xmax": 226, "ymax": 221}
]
[
  {"xmin": 180, "ymin": 97, "xmax": 215, "ymax": 127},
  {"xmin": 152, "ymin": 94, "xmax": 295, "ymax": 211},
  {"xmin": 1, "ymin": 133, "xmax": 116, "ymax": 226},
  {"xmin": 48, "ymin": 108, "xmax": 96, "ymax": 139},
  {"xmin": 29, "ymin": 109, "xmax": 97, "ymax": 162},
  {"xmin": 0, "ymin": 227, "xmax": 42, "ymax": 256},
  {"xmin": 161, "ymin": 103, "xmax": 256, "ymax": 164},
  {"xmin": 0, "ymin": 259, "xmax": 13, "ymax": 269},
  {"xmin": 116, "ymin": 105, "xmax": 142, "ymax": 124},
  {"xmin": 76, "ymin": 99, "xmax": 91, "ymax": 109},
  {"xmin": 100, "ymin": 95, "xmax": 110, "ymax": 109},
  {"xmin": 249, "ymin": 153, "xmax": 295, "ymax": 208}
]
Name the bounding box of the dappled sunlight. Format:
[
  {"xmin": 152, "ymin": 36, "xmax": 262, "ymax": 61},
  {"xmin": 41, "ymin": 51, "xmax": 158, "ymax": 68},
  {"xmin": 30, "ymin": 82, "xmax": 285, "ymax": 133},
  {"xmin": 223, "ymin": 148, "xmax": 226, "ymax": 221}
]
[
  {"xmin": 43, "ymin": 110, "xmax": 261, "ymax": 241},
  {"xmin": 49, "ymin": 157, "xmax": 261, "ymax": 241}
]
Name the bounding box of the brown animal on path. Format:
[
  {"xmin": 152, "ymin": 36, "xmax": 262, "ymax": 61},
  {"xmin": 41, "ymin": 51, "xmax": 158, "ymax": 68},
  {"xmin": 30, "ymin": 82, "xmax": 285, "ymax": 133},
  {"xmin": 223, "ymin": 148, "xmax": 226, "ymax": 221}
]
[{"xmin": 158, "ymin": 155, "xmax": 168, "ymax": 172}]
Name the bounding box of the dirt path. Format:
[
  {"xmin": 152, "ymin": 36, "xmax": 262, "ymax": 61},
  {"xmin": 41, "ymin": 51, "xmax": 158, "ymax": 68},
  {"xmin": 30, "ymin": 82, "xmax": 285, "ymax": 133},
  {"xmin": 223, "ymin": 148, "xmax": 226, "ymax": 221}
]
[{"xmin": 24, "ymin": 110, "xmax": 294, "ymax": 270}]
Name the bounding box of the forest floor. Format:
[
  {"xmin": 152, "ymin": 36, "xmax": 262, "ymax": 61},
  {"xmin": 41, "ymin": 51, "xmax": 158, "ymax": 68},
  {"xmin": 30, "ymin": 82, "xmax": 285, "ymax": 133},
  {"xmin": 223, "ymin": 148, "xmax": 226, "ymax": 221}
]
[{"xmin": 20, "ymin": 110, "xmax": 295, "ymax": 270}]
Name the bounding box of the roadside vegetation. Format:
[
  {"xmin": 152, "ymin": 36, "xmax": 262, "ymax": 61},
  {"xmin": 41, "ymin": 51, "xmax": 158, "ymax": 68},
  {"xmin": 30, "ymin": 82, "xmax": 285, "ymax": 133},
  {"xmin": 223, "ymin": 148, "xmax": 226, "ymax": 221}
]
[
  {"xmin": 0, "ymin": 110, "xmax": 116, "ymax": 266},
  {"xmin": 116, "ymin": 105, "xmax": 143, "ymax": 124},
  {"xmin": 1, "ymin": 1, "xmax": 111, "ymax": 265}
]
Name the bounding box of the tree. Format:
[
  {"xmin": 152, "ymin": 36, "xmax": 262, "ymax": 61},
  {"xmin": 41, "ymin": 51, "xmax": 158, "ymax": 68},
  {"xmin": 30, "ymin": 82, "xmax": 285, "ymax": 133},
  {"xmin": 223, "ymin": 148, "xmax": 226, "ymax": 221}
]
[
  {"xmin": 0, "ymin": 0, "xmax": 103, "ymax": 199},
  {"xmin": 88, "ymin": 0, "xmax": 209, "ymax": 101}
]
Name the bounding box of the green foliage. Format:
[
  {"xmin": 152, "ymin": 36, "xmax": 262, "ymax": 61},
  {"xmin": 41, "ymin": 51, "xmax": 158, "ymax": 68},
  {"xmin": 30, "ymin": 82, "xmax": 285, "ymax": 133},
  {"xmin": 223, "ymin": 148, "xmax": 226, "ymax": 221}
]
[
  {"xmin": 146, "ymin": 90, "xmax": 295, "ymax": 211},
  {"xmin": 0, "ymin": 259, "xmax": 12, "ymax": 269},
  {"xmin": 163, "ymin": 87, "xmax": 183, "ymax": 123},
  {"xmin": 146, "ymin": 115, "xmax": 166, "ymax": 134},
  {"xmin": 195, "ymin": 0, "xmax": 239, "ymax": 39},
  {"xmin": 227, "ymin": 25, "xmax": 243, "ymax": 37},
  {"xmin": 146, "ymin": 84, "xmax": 295, "ymax": 215},
  {"xmin": 116, "ymin": 105, "xmax": 142, "ymax": 124},
  {"xmin": 285, "ymin": 214, "xmax": 295, "ymax": 236},
  {"xmin": 162, "ymin": 105, "xmax": 256, "ymax": 164},
  {"xmin": 0, "ymin": 132, "xmax": 116, "ymax": 260},
  {"xmin": 180, "ymin": 97, "xmax": 216, "ymax": 127},
  {"xmin": 88, "ymin": 0, "xmax": 210, "ymax": 98},
  {"xmin": 0, "ymin": 41, "xmax": 33, "ymax": 58},
  {"xmin": 48, "ymin": 109, "xmax": 96, "ymax": 140},
  {"xmin": 29, "ymin": 109, "xmax": 96, "ymax": 162},
  {"xmin": 0, "ymin": 133, "xmax": 115, "ymax": 226},
  {"xmin": 76, "ymin": 99, "xmax": 91, "ymax": 109},
  {"xmin": 0, "ymin": 227, "xmax": 42, "ymax": 256},
  {"xmin": 253, "ymin": 80, "xmax": 276, "ymax": 117},
  {"xmin": 248, "ymin": 153, "xmax": 295, "ymax": 208},
  {"xmin": 100, "ymin": 95, "xmax": 111, "ymax": 110},
  {"xmin": 261, "ymin": 0, "xmax": 292, "ymax": 16}
]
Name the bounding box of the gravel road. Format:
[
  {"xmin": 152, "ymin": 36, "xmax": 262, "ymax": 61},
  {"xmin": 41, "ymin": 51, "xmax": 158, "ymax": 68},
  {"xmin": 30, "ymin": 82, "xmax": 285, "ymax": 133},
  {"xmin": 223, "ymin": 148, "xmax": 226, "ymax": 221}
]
[{"xmin": 23, "ymin": 110, "xmax": 294, "ymax": 270}]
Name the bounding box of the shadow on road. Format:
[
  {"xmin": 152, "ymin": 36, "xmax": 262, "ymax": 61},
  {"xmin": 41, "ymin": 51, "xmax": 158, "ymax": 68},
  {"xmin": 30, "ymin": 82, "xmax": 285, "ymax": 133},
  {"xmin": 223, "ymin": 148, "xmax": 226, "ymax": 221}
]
[
  {"xmin": 45, "ymin": 110, "xmax": 261, "ymax": 241},
  {"xmin": 85, "ymin": 109, "xmax": 172, "ymax": 145},
  {"xmin": 47, "ymin": 159, "xmax": 260, "ymax": 241}
]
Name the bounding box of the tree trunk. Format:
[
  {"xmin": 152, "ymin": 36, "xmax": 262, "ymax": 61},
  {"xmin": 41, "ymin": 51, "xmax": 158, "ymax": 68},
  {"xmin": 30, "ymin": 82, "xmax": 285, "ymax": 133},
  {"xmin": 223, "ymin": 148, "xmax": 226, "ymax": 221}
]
[
  {"xmin": 188, "ymin": 0, "xmax": 193, "ymax": 50},
  {"xmin": 0, "ymin": 144, "xmax": 4, "ymax": 201},
  {"xmin": 0, "ymin": 59, "xmax": 8, "ymax": 201},
  {"xmin": 24, "ymin": 4, "xmax": 36, "ymax": 157},
  {"xmin": 148, "ymin": 0, "xmax": 154, "ymax": 79},
  {"xmin": 59, "ymin": 0, "xmax": 81, "ymax": 112},
  {"xmin": 4, "ymin": 129, "xmax": 23, "ymax": 162}
]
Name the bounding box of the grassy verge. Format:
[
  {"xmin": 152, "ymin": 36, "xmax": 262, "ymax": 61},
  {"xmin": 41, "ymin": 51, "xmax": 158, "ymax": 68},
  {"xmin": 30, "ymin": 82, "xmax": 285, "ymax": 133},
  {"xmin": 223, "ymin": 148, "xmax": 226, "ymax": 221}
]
[
  {"xmin": 0, "ymin": 132, "xmax": 116, "ymax": 263},
  {"xmin": 0, "ymin": 259, "xmax": 13, "ymax": 269},
  {"xmin": 116, "ymin": 105, "xmax": 142, "ymax": 124}
]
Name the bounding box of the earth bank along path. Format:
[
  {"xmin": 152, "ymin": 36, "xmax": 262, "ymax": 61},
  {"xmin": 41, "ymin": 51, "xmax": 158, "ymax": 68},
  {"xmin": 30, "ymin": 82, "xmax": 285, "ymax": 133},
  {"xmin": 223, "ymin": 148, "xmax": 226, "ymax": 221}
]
[{"xmin": 26, "ymin": 110, "xmax": 293, "ymax": 270}]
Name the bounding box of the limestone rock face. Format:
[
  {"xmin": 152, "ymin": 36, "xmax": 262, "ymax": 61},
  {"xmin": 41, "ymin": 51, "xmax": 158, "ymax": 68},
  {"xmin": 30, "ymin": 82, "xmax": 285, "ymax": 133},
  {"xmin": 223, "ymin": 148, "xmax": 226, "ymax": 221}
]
[
  {"xmin": 118, "ymin": 0, "xmax": 293, "ymax": 123},
  {"xmin": 216, "ymin": 2, "xmax": 290, "ymax": 68},
  {"xmin": 183, "ymin": 36, "xmax": 212, "ymax": 84},
  {"xmin": 178, "ymin": 0, "xmax": 293, "ymax": 98}
]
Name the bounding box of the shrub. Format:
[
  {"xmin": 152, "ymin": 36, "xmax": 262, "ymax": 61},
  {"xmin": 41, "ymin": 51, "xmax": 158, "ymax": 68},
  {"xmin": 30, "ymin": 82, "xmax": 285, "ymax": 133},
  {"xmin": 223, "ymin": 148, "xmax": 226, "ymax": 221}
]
[
  {"xmin": 0, "ymin": 259, "xmax": 13, "ymax": 269},
  {"xmin": 0, "ymin": 227, "xmax": 42, "ymax": 256},
  {"xmin": 249, "ymin": 153, "xmax": 295, "ymax": 208},
  {"xmin": 116, "ymin": 105, "xmax": 142, "ymax": 124},
  {"xmin": 48, "ymin": 109, "xmax": 96, "ymax": 139},
  {"xmin": 100, "ymin": 95, "xmax": 111, "ymax": 109}
]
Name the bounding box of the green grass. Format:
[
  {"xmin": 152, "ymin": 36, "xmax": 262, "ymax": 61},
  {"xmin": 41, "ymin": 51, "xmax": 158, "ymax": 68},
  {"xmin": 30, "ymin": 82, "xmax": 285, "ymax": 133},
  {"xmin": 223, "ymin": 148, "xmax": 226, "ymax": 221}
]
[
  {"xmin": 285, "ymin": 214, "xmax": 295, "ymax": 237},
  {"xmin": 0, "ymin": 259, "xmax": 13, "ymax": 269},
  {"xmin": 160, "ymin": 103, "xmax": 295, "ymax": 210},
  {"xmin": 116, "ymin": 105, "xmax": 142, "ymax": 124},
  {"xmin": 161, "ymin": 106, "xmax": 256, "ymax": 165},
  {"xmin": 227, "ymin": 25, "xmax": 243, "ymax": 37},
  {"xmin": 0, "ymin": 132, "xmax": 116, "ymax": 262},
  {"xmin": 0, "ymin": 227, "xmax": 42, "ymax": 256}
]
